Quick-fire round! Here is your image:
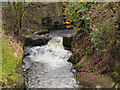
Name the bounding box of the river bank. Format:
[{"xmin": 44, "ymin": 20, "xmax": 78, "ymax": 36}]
[
  {"xmin": 63, "ymin": 34, "xmax": 114, "ymax": 88},
  {"xmin": 2, "ymin": 2, "xmax": 120, "ymax": 88},
  {"xmin": 2, "ymin": 33, "xmax": 24, "ymax": 88},
  {"xmin": 63, "ymin": 2, "xmax": 120, "ymax": 88},
  {"xmin": 2, "ymin": 29, "xmax": 52, "ymax": 88},
  {"xmin": 2, "ymin": 29, "xmax": 118, "ymax": 88}
]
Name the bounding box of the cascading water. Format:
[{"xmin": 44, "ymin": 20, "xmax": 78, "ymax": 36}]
[{"xmin": 22, "ymin": 29, "xmax": 78, "ymax": 88}]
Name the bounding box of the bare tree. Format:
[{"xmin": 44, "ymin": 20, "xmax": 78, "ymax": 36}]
[{"xmin": 8, "ymin": 1, "xmax": 34, "ymax": 36}]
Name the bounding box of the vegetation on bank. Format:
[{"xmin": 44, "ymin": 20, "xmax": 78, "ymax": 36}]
[
  {"xmin": 2, "ymin": 1, "xmax": 120, "ymax": 88},
  {"xmin": 2, "ymin": 33, "xmax": 23, "ymax": 88},
  {"xmin": 2, "ymin": 2, "xmax": 64, "ymax": 88},
  {"xmin": 64, "ymin": 2, "xmax": 120, "ymax": 88}
]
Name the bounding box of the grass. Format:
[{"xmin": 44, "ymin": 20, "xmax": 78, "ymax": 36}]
[{"xmin": 2, "ymin": 34, "xmax": 23, "ymax": 88}]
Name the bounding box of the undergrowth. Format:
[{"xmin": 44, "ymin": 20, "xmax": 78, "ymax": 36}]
[{"xmin": 2, "ymin": 33, "xmax": 23, "ymax": 88}]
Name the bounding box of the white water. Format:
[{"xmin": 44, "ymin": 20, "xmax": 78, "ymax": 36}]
[{"xmin": 22, "ymin": 29, "xmax": 78, "ymax": 88}]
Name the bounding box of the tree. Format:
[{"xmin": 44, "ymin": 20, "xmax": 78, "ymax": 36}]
[
  {"xmin": 3, "ymin": 1, "xmax": 34, "ymax": 36},
  {"xmin": 10, "ymin": 2, "xmax": 23, "ymax": 35}
]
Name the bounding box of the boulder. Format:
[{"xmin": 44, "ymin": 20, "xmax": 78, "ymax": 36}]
[
  {"xmin": 24, "ymin": 35, "xmax": 51, "ymax": 46},
  {"xmin": 63, "ymin": 35, "xmax": 74, "ymax": 50},
  {"xmin": 36, "ymin": 30, "xmax": 50, "ymax": 35}
]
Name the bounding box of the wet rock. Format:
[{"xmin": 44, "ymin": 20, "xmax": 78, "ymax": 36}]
[
  {"xmin": 14, "ymin": 60, "xmax": 26, "ymax": 88},
  {"xmin": 63, "ymin": 35, "xmax": 74, "ymax": 50},
  {"xmin": 37, "ymin": 30, "xmax": 50, "ymax": 35},
  {"xmin": 22, "ymin": 57, "xmax": 34, "ymax": 71},
  {"xmin": 15, "ymin": 76, "xmax": 25, "ymax": 88},
  {"xmin": 23, "ymin": 47, "xmax": 34, "ymax": 56},
  {"xmin": 23, "ymin": 35, "xmax": 51, "ymax": 46},
  {"xmin": 68, "ymin": 56, "xmax": 77, "ymax": 64}
]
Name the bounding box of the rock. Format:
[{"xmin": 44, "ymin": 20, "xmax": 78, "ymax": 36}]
[
  {"xmin": 23, "ymin": 35, "xmax": 51, "ymax": 46},
  {"xmin": 68, "ymin": 55, "xmax": 77, "ymax": 64},
  {"xmin": 63, "ymin": 35, "xmax": 74, "ymax": 50},
  {"xmin": 22, "ymin": 57, "xmax": 34, "ymax": 72},
  {"xmin": 23, "ymin": 47, "xmax": 34, "ymax": 56},
  {"xmin": 14, "ymin": 60, "xmax": 25, "ymax": 88},
  {"xmin": 36, "ymin": 30, "xmax": 50, "ymax": 35},
  {"xmin": 15, "ymin": 76, "xmax": 25, "ymax": 88}
]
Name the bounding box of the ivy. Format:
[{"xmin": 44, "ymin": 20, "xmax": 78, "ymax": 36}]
[
  {"xmin": 64, "ymin": 2, "xmax": 118, "ymax": 56},
  {"xmin": 64, "ymin": 2, "xmax": 93, "ymax": 33}
]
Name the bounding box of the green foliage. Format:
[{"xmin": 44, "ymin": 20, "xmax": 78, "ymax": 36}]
[
  {"xmin": 64, "ymin": 2, "xmax": 119, "ymax": 88},
  {"xmin": 84, "ymin": 47, "xmax": 94, "ymax": 56},
  {"xmin": 90, "ymin": 16, "xmax": 117, "ymax": 55},
  {"xmin": 90, "ymin": 30, "xmax": 107, "ymax": 56},
  {"xmin": 65, "ymin": 2, "xmax": 118, "ymax": 56},
  {"xmin": 64, "ymin": 2, "xmax": 92, "ymax": 32}
]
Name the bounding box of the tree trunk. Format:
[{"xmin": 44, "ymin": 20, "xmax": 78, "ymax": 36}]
[{"xmin": 8, "ymin": 2, "xmax": 33, "ymax": 36}]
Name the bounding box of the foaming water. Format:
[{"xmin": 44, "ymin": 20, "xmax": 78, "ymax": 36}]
[{"xmin": 22, "ymin": 29, "xmax": 78, "ymax": 88}]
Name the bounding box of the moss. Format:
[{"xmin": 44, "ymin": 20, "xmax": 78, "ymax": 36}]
[
  {"xmin": 75, "ymin": 72, "xmax": 113, "ymax": 88},
  {"xmin": 2, "ymin": 34, "xmax": 24, "ymax": 88},
  {"xmin": 76, "ymin": 56, "xmax": 87, "ymax": 68},
  {"xmin": 75, "ymin": 75, "xmax": 93, "ymax": 87},
  {"xmin": 21, "ymin": 29, "xmax": 50, "ymax": 36},
  {"xmin": 91, "ymin": 74, "xmax": 113, "ymax": 87},
  {"xmin": 21, "ymin": 29, "xmax": 36, "ymax": 35},
  {"xmin": 37, "ymin": 29, "xmax": 49, "ymax": 35},
  {"xmin": 68, "ymin": 55, "xmax": 77, "ymax": 64},
  {"xmin": 112, "ymin": 60, "xmax": 120, "ymax": 88}
]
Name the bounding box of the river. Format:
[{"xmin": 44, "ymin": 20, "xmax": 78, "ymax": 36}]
[{"xmin": 22, "ymin": 29, "xmax": 79, "ymax": 88}]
